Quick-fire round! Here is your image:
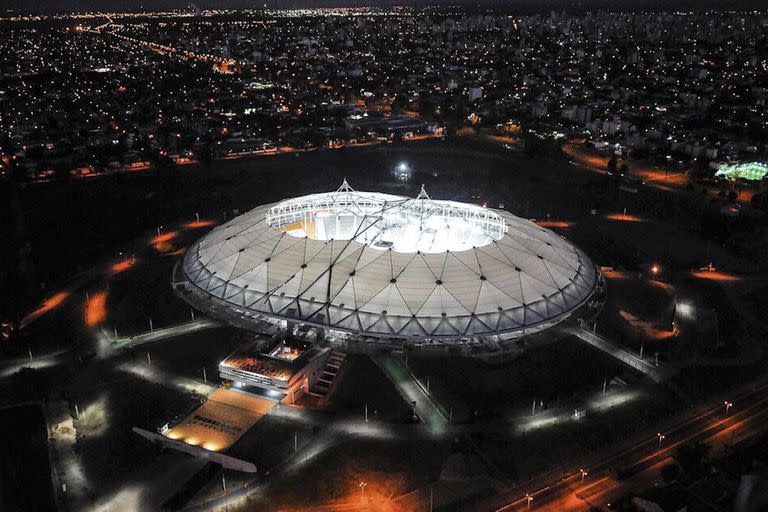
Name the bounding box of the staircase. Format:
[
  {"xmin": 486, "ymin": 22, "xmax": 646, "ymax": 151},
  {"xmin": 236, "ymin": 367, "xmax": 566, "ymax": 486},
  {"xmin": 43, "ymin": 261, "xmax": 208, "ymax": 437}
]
[{"xmin": 309, "ymin": 350, "xmax": 347, "ymax": 398}]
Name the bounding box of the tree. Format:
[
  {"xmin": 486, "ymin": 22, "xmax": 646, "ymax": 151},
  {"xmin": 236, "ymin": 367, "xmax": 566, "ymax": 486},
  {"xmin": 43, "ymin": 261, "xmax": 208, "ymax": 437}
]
[
  {"xmin": 751, "ymin": 191, "xmax": 768, "ymax": 213},
  {"xmin": 675, "ymin": 441, "xmax": 710, "ymax": 480},
  {"xmin": 660, "ymin": 463, "xmax": 681, "ymax": 483}
]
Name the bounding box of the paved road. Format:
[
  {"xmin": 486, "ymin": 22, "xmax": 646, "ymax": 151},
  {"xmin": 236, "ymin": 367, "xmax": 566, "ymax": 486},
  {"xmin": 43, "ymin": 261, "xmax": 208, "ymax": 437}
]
[
  {"xmin": 560, "ymin": 325, "xmax": 665, "ymax": 383},
  {"xmin": 372, "ymin": 352, "xmax": 449, "ymax": 436},
  {"xmin": 111, "ymin": 318, "xmax": 220, "ymax": 352},
  {"xmin": 474, "ymin": 377, "xmax": 768, "ymax": 511},
  {"xmin": 45, "ymin": 400, "xmax": 91, "ymax": 512}
]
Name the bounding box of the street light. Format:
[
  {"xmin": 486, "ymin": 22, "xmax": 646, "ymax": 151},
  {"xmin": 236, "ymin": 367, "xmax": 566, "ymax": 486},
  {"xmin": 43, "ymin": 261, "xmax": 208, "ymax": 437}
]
[
  {"xmin": 579, "ymin": 468, "xmax": 588, "ymax": 481},
  {"xmin": 650, "ymin": 264, "xmax": 660, "ymax": 279},
  {"xmin": 358, "ymin": 481, "xmax": 367, "ymax": 498},
  {"xmin": 724, "ymin": 401, "xmax": 733, "ymax": 416},
  {"xmin": 526, "ymin": 493, "xmax": 533, "ymax": 509},
  {"xmin": 657, "ymin": 432, "xmax": 666, "ymax": 450}
]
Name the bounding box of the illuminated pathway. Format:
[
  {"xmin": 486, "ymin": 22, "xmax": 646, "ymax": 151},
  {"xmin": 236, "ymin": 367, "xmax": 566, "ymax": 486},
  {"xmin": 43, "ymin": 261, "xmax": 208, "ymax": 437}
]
[
  {"xmin": 117, "ymin": 359, "xmax": 215, "ymax": 396},
  {"xmin": 563, "ymin": 142, "xmax": 688, "ymax": 193},
  {"xmin": 372, "ymin": 353, "xmax": 449, "ymax": 436},
  {"xmin": 0, "ymin": 349, "xmax": 69, "ymax": 378},
  {"xmin": 558, "ymin": 325, "xmax": 666, "ymax": 383},
  {"xmin": 110, "ymin": 318, "xmax": 220, "ymax": 352},
  {"xmin": 470, "ymin": 376, "xmax": 768, "ymax": 512}
]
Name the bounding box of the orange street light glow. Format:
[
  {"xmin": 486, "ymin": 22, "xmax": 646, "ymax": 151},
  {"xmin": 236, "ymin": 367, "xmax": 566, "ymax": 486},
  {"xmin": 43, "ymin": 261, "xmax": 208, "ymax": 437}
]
[
  {"xmin": 166, "ymin": 246, "xmax": 188, "ymax": 257},
  {"xmin": 184, "ymin": 220, "xmax": 215, "ymax": 229},
  {"xmin": 20, "ymin": 291, "xmax": 70, "ymax": 328},
  {"xmin": 150, "ymin": 231, "xmax": 179, "ymax": 253},
  {"xmin": 600, "ymin": 268, "xmax": 630, "ymax": 279},
  {"xmin": 85, "ymin": 291, "xmax": 108, "ymax": 327},
  {"xmin": 151, "ymin": 231, "xmax": 178, "ymax": 244},
  {"xmin": 535, "ymin": 220, "xmax": 575, "ymax": 228},
  {"xmin": 110, "ymin": 258, "xmax": 136, "ymax": 276},
  {"xmin": 605, "ymin": 213, "xmax": 646, "ymax": 222},
  {"xmin": 691, "ymin": 271, "xmax": 742, "ymax": 282},
  {"xmin": 648, "ymin": 279, "xmax": 675, "ymax": 293}
]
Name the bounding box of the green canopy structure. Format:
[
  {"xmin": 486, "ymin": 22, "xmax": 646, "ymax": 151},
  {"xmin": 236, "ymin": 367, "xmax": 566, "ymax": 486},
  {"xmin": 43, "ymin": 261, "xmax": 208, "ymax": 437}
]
[{"xmin": 715, "ymin": 162, "xmax": 768, "ymax": 181}]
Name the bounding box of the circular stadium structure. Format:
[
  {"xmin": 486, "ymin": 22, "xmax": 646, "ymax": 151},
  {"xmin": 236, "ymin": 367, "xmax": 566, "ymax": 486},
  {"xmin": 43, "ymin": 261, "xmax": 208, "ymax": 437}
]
[{"xmin": 177, "ymin": 181, "xmax": 598, "ymax": 343}]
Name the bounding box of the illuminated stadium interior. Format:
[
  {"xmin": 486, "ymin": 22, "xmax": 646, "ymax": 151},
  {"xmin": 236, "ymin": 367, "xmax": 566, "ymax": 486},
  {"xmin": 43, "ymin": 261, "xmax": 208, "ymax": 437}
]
[{"xmin": 266, "ymin": 183, "xmax": 507, "ymax": 254}]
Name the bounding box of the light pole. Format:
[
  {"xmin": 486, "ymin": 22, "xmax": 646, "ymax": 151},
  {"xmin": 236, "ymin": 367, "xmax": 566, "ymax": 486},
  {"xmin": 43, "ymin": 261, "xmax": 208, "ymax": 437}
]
[
  {"xmin": 579, "ymin": 468, "xmax": 587, "ymax": 481},
  {"xmin": 526, "ymin": 493, "xmax": 533, "ymax": 510},
  {"xmin": 724, "ymin": 401, "xmax": 733, "ymax": 416},
  {"xmin": 650, "ymin": 264, "xmax": 660, "ymax": 280},
  {"xmin": 358, "ymin": 481, "xmax": 366, "ymax": 498},
  {"xmin": 430, "ymin": 485, "xmax": 433, "ymax": 512},
  {"xmin": 657, "ymin": 432, "xmax": 665, "ymax": 450}
]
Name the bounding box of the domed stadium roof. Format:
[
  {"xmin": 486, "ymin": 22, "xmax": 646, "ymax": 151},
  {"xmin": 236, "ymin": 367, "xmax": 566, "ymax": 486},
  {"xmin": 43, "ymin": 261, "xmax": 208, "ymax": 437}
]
[{"xmin": 181, "ymin": 181, "xmax": 597, "ymax": 340}]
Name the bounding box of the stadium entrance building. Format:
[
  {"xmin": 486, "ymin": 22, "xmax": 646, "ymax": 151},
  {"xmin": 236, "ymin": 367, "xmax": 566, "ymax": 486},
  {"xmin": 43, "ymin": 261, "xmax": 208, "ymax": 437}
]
[{"xmin": 219, "ymin": 335, "xmax": 330, "ymax": 403}]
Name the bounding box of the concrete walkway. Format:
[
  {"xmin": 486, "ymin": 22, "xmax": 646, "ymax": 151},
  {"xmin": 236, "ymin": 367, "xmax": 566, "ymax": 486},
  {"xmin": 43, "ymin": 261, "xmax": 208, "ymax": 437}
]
[
  {"xmin": 372, "ymin": 353, "xmax": 449, "ymax": 436},
  {"xmin": 559, "ymin": 325, "xmax": 665, "ymax": 383},
  {"xmin": 111, "ymin": 318, "xmax": 220, "ymax": 351},
  {"xmin": 45, "ymin": 400, "xmax": 90, "ymax": 512}
]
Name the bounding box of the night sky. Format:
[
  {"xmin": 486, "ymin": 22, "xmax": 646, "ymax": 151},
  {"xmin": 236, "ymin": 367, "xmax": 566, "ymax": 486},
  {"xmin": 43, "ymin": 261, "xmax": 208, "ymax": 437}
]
[{"xmin": 2, "ymin": 0, "xmax": 766, "ymax": 15}]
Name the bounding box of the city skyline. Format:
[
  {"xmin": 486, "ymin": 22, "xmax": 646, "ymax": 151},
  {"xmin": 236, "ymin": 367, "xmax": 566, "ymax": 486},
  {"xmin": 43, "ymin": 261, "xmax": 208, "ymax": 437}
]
[
  {"xmin": 2, "ymin": 4, "xmax": 767, "ymax": 512},
  {"xmin": 3, "ymin": 0, "xmax": 768, "ymax": 15}
]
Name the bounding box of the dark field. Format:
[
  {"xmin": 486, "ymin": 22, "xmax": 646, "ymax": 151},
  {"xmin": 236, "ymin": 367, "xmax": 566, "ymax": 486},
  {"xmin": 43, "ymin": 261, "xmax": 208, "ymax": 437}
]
[
  {"xmin": 408, "ymin": 335, "xmax": 628, "ymax": 424},
  {"xmin": 0, "ymin": 404, "xmax": 56, "ymax": 512}
]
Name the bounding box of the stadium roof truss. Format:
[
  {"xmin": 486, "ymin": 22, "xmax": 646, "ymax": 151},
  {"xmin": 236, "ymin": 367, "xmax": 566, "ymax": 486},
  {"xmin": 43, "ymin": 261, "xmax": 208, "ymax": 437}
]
[{"xmin": 181, "ymin": 181, "xmax": 598, "ymax": 340}]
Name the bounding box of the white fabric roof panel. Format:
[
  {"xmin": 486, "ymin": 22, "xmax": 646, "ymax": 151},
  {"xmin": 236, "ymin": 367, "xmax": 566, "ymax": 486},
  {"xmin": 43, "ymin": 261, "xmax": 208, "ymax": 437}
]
[{"xmin": 182, "ymin": 186, "xmax": 597, "ymax": 339}]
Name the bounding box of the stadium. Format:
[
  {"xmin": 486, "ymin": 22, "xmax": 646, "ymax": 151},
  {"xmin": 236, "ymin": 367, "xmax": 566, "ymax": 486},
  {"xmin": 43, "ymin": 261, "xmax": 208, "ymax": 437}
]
[{"xmin": 174, "ymin": 181, "xmax": 599, "ymax": 345}]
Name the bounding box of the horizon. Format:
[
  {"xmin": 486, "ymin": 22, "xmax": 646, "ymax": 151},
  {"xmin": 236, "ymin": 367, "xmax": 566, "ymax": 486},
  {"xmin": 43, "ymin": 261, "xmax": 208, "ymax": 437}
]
[{"xmin": 3, "ymin": 0, "xmax": 768, "ymax": 16}]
